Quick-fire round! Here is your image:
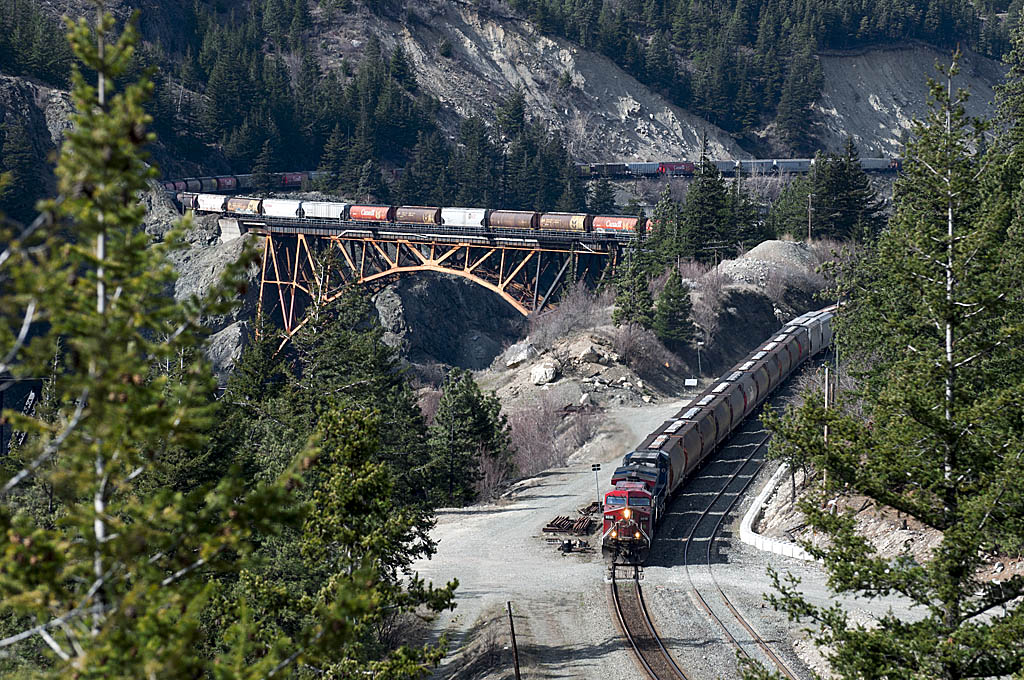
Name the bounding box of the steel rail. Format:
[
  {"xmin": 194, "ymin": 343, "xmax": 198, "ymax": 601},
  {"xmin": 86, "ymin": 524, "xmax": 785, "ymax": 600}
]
[
  {"xmin": 682, "ymin": 432, "xmax": 798, "ymax": 680},
  {"xmin": 611, "ymin": 565, "xmax": 689, "ymax": 680}
]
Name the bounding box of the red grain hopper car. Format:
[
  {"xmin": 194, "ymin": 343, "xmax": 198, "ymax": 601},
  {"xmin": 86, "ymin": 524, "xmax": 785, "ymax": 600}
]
[{"xmin": 350, "ymin": 205, "xmax": 397, "ymax": 222}]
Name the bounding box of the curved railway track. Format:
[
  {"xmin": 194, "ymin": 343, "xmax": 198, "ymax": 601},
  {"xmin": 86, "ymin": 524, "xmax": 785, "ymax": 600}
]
[
  {"xmin": 610, "ymin": 563, "xmax": 688, "ymax": 680},
  {"xmin": 681, "ymin": 430, "xmax": 799, "ymax": 680}
]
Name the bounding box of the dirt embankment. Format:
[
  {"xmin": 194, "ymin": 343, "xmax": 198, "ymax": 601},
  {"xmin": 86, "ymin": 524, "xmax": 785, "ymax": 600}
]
[{"xmin": 815, "ymin": 45, "xmax": 1003, "ymax": 155}]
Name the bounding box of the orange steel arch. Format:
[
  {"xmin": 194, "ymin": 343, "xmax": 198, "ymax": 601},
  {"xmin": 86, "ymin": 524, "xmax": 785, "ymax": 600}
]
[{"xmin": 257, "ymin": 231, "xmax": 617, "ymax": 335}]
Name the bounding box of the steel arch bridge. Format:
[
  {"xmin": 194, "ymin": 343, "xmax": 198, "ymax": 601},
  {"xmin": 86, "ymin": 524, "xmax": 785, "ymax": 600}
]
[{"xmin": 250, "ymin": 223, "xmax": 624, "ymax": 336}]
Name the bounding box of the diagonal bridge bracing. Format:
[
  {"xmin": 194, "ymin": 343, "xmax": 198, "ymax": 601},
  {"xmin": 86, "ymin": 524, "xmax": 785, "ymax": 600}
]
[{"xmin": 257, "ymin": 229, "xmax": 621, "ymax": 335}]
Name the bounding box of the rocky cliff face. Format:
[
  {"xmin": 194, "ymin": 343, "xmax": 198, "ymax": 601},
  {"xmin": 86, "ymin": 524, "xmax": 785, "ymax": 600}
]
[
  {"xmin": 374, "ymin": 274, "xmax": 526, "ymax": 371},
  {"xmin": 0, "ymin": 74, "xmax": 73, "ymax": 196},
  {"xmin": 330, "ymin": 0, "xmax": 742, "ymax": 160}
]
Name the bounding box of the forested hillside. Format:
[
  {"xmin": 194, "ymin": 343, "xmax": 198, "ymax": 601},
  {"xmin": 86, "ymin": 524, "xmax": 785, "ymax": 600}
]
[{"xmin": 1, "ymin": 0, "xmax": 1010, "ymax": 195}]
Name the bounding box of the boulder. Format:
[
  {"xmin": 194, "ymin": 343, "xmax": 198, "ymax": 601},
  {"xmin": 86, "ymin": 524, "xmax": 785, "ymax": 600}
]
[
  {"xmin": 205, "ymin": 321, "xmax": 249, "ymax": 382},
  {"xmin": 504, "ymin": 340, "xmax": 539, "ymax": 368},
  {"xmin": 530, "ymin": 360, "xmax": 559, "ymax": 385},
  {"xmin": 567, "ymin": 338, "xmax": 602, "ymax": 364}
]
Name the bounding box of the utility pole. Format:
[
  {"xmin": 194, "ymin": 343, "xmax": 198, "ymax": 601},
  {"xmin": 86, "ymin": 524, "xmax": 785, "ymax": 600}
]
[
  {"xmin": 807, "ymin": 192, "xmax": 813, "ymax": 242},
  {"xmin": 507, "ymin": 601, "xmax": 522, "ymax": 680}
]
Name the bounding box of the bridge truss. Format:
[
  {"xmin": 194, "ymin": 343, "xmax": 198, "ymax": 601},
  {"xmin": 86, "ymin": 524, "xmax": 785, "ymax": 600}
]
[{"xmin": 255, "ymin": 226, "xmax": 622, "ymax": 335}]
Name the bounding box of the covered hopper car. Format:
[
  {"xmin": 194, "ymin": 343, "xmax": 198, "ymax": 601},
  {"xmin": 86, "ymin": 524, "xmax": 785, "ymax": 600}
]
[{"xmin": 601, "ymin": 306, "xmax": 836, "ymax": 562}]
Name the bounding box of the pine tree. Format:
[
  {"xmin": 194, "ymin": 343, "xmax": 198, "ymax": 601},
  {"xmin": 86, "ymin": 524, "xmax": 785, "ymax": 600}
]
[
  {"xmin": 0, "ymin": 11, "xmax": 328, "ymax": 675},
  {"xmin": 389, "ymin": 43, "xmax": 417, "ymax": 92},
  {"xmin": 0, "ymin": 118, "xmax": 38, "ymax": 223},
  {"xmin": 556, "ymin": 161, "xmax": 588, "ymax": 212},
  {"xmin": 755, "ymin": 58, "xmax": 1024, "ymax": 680},
  {"xmin": 612, "ymin": 249, "xmax": 654, "ymax": 328},
  {"xmin": 652, "ymin": 267, "xmax": 693, "ymax": 351},
  {"xmin": 357, "ymin": 158, "xmax": 389, "ymax": 202},
  {"xmin": 316, "ymin": 124, "xmax": 349, "ymax": 192},
  {"xmin": 589, "ymin": 176, "xmax": 618, "ymax": 214},
  {"xmin": 252, "ymin": 138, "xmax": 275, "ymax": 191},
  {"xmin": 426, "ymin": 369, "xmax": 513, "ymax": 506},
  {"xmin": 682, "ymin": 153, "xmax": 731, "ymax": 262}
]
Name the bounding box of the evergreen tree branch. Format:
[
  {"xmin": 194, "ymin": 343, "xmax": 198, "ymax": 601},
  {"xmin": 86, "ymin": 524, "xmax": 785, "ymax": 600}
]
[
  {"xmin": 0, "ymin": 299, "xmax": 35, "ymax": 376},
  {"xmin": 0, "ymin": 387, "xmax": 89, "ymax": 496}
]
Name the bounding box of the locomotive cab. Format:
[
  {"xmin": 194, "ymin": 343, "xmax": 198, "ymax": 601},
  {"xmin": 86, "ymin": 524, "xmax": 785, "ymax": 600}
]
[{"xmin": 601, "ymin": 484, "xmax": 654, "ymax": 561}]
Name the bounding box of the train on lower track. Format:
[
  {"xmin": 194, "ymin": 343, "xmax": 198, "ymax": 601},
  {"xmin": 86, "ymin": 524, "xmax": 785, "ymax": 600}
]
[
  {"xmin": 601, "ymin": 305, "xmax": 836, "ymax": 562},
  {"xmin": 160, "ymin": 157, "xmax": 901, "ymax": 194},
  {"xmin": 176, "ymin": 192, "xmax": 651, "ymax": 238}
]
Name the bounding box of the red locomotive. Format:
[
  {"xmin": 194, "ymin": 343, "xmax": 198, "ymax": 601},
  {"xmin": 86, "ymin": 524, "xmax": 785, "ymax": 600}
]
[{"xmin": 602, "ymin": 306, "xmax": 837, "ymax": 562}]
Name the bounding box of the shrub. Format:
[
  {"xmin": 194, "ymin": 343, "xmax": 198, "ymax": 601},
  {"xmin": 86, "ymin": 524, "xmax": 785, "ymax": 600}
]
[
  {"xmin": 529, "ymin": 282, "xmax": 613, "ymax": 349},
  {"xmin": 611, "ymin": 323, "xmax": 676, "ymax": 380}
]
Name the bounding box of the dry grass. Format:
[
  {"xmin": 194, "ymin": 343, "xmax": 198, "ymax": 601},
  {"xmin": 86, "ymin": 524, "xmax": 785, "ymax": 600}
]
[
  {"xmin": 506, "ymin": 393, "xmax": 565, "ymax": 478},
  {"xmin": 611, "ymin": 323, "xmax": 676, "ymax": 380},
  {"xmin": 528, "ymin": 282, "xmax": 613, "ymax": 350},
  {"xmin": 692, "ymin": 267, "xmax": 731, "ymax": 344},
  {"xmin": 506, "ymin": 393, "xmax": 601, "ymax": 479},
  {"xmin": 416, "ymin": 387, "xmax": 442, "ymax": 426},
  {"xmin": 475, "ymin": 447, "xmax": 512, "ymax": 501}
]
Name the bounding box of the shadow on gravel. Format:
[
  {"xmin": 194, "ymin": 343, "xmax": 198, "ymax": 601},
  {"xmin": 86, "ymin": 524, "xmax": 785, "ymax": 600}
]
[
  {"xmin": 435, "ymin": 505, "xmax": 542, "ymax": 516},
  {"xmin": 515, "ymin": 635, "xmax": 720, "ymax": 676}
]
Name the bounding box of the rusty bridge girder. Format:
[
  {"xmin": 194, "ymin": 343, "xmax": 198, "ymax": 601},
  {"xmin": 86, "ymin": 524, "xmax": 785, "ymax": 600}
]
[{"xmin": 257, "ymin": 231, "xmax": 622, "ymax": 336}]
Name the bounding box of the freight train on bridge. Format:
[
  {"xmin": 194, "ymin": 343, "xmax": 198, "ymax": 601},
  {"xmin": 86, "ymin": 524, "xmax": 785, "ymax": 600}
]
[{"xmin": 177, "ymin": 192, "xmax": 651, "ymax": 240}]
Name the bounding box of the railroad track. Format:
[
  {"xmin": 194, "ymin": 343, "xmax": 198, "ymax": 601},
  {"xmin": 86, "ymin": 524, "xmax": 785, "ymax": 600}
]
[
  {"xmin": 610, "ymin": 563, "xmax": 689, "ymax": 680},
  {"xmin": 682, "ymin": 431, "xmax": 799, "ymax": 680}
]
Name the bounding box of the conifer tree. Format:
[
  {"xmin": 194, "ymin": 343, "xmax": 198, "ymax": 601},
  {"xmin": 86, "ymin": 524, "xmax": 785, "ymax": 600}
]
[
  {"xmin": 556, "ymin": 161, "xmax": 588, "ymax": 212},
  {"xmin": 252, "ymin": 138, "xmax": 275, "ymax": 191},
  {"xmin": 652, "ymin": 268, "xmax": 694, "ymax": 351},
  {"xmin": 754, "ymin": 58, "xmax": 1024, "ymax": 680},
  {"xmin": 682, "ymin": 153, "xmax": 731, "ymax": 262},
  {"xmin": 589, "ymin": 176, "xmax": 619, "ymax": 214},
  {"xmin": 612, "ymin": 249, "xmax": 654, "ymax": 328},
  {"xmin": 0, "ymin": 118, "xmax": 38, "ymax": 223},
  {"xmin": 426, "ymin": 369, "xmax": 512, "ymax": 506},
  {"xmin": 316, "ymin": 124, "xmax": 349, "ymax": 192},
  {"xmin": 357, "ymin": 158, "xmax": 389, "ymax": 202},
  {"xmin": 646, "ymin": 184, "xmax": 685, "ymax": 267},
  {"xmin": 0, "ymin": 10, "xmax": 319, "ymax": 675}
]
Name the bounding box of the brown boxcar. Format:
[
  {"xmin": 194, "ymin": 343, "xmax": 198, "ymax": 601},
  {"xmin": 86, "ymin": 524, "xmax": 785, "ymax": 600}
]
[
  {"xmin": 592, "ymin": 215, "xmax": 640, "ymax": 234},
  {"xmin": 539, "ymin": 212, "xmax": 591, "ymax": 231},
  {"xmin": 226, "ymin": 197, "xmax": 262, "ymax": 215},
  {"xmin": 488, "ymin": 210, "xmax": 539, "ymax": 229},
  {"xmin": 396, "ymin": 206, "xmax": 442, "ymax": 224},
  {"xmin": 350, "ymin": 205, "xmax": 396, "ymax": 222}
]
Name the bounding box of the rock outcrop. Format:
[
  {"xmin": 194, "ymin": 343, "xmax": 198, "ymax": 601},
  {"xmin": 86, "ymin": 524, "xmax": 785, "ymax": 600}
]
[{"xmin": 373, "ymin": 274, "xmax": 526, "ymax": 370}]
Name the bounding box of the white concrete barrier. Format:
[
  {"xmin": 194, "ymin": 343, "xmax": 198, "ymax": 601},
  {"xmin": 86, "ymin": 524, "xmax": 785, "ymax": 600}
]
[{"xmin": 740, "ymin": 463, "xmax": 817, "ymax": 561}]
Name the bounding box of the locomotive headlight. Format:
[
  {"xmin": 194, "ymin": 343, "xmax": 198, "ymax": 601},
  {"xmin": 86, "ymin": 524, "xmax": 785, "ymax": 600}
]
[
  {"xmin": 623, "ymin": 508, "xmax": 631, "ymax": 519},
  {"xmin": 610, "ymin": 530, "xmax": 617, "ymax": 539},
  {"xmin": 634, "ymin": 531, "xmax": 641, "ymax": 539}
]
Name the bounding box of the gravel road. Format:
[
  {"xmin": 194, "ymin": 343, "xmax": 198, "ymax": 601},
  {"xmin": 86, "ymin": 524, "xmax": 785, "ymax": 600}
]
[{"xmin": 412, "ymin": 391, "xmax": 919, "ymax": 679}]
